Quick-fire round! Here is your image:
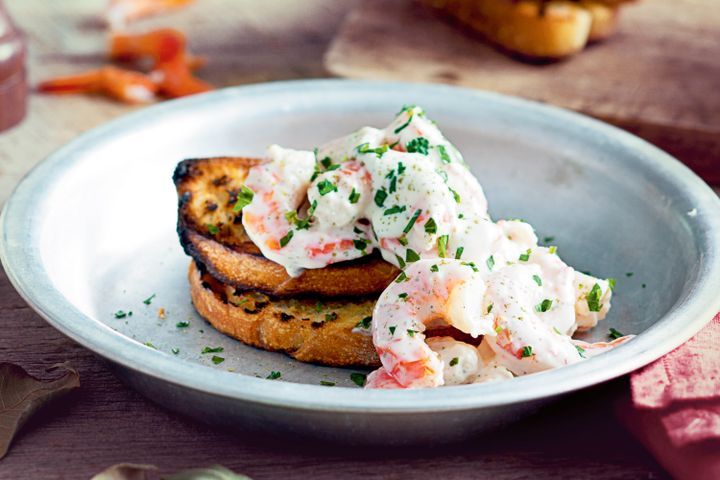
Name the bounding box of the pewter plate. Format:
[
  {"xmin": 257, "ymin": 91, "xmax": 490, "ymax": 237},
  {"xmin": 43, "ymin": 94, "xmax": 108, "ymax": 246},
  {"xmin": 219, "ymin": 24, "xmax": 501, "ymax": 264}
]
[{"xmin": 2, "ymin": 80, "xmax": 720, "ymax": 444}]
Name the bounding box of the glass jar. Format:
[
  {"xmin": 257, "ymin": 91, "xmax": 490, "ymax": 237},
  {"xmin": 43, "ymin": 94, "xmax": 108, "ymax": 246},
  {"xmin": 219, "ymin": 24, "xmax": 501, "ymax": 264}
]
[{"xmin": 0, "ymin": 0, "xmax": 27, "ymax": 132}]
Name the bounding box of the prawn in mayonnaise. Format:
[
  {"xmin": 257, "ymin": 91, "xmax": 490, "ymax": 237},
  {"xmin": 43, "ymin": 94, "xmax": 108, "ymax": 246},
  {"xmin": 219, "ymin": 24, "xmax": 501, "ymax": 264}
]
[{"xmin": 238, "ymin": 106, "xmax": 632, "ymax": 388}]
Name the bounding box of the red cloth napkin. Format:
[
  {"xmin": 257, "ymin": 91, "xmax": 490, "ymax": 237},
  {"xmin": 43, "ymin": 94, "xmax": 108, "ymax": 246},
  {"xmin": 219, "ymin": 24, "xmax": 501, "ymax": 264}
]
[{"xmin": 620, "ymin": 313, "xmax": 720, "ymax": 479}]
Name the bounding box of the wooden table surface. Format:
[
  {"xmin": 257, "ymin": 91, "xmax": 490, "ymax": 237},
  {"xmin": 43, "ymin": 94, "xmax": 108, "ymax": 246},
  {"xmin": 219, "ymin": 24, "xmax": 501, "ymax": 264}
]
[{"xmin": 0, "ymin": 0, "xmax": 680, "ymax": 478}]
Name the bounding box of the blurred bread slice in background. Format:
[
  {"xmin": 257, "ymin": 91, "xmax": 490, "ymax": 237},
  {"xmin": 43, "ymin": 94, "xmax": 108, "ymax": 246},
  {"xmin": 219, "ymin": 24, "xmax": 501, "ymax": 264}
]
[{"xmin": 420, "ymin": 0, "xmax": 636, "ymax": 60}]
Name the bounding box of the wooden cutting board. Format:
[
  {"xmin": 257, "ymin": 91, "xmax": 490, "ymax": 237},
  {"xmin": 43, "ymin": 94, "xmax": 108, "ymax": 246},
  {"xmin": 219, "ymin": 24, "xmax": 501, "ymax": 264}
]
[{"xmin": 325, "ymin": 0, "xmax": 720, "ymax": 183}]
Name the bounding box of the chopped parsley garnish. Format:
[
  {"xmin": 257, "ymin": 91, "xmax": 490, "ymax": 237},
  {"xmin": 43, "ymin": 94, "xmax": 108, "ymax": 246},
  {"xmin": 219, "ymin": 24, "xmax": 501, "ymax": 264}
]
[
  {"xmin": 437, "ymin": 234, "xmax": 449, "ymax": 258},
  {"xmin": 587, "ymin": 283, "xmax": 603, "ymax": 312},
  {"xmin": 405, "ymin": 248, "xmax": 421, "ymax": 263},
  {"xmin": 267, "ymin": 371, "xmax": 281, "ymax": 380},
  {"xmin": 201, "ymin": 346, "xmax": 224, "ymax": 354},
  {"xmin": 609, "ymin": 327, "xmax": 624, "ymax": 340},
  {"xmin": 575, "ymin": 345, "xmax": 586, "ymax": 358},
  {"xmin": 394, "ymin": 113, "xmax": 413, "ymax": 134},
  {"xmin": 430, "ymin": 264, "xmax": 439, "ymax": 272},
  {"xmin": 211, "ymin": 355, "xmax": 225, "ymax": 365},
  {"xmin": 406, "ymin": 329, "xmax": 417, "ymax": 337},
  {"xmin": 279, "ymin": 230, "xmax": 294, "ymax": 248},
  {"xmin": 171, "ymin": 348, "xmax": 179, "ymax": 355},
  {"xmin": 398, "ymin": 162, "xmax": 406, "ymax": 175},
  {"xmin": 176, "ymin": 321, "xmax": 190, "ymax": 328},
  {"xmin": 403, "ymin": 209, "xmax": 422, "ymax": 234},
  {"xmin": 449, "ymin": 357, "xmax": 459, "ymax": 366},
  {"xmin": 424, "ymin": 217, "xmax": 437, "ymax": 234},
  {"xmin": 143, "ymin": 293, "xmax": 156, "ymax": 305},
  {"xmin": 232, "ymin": 185, "xmax": 255, "ymax": 212},
  {"xmin": 374, "ymin": 188, "xmax": 388, "ymax": 207},
  {"xmin": 348, "ymin": 188, "xmax": 360, "ymax": 204},
  {"xmin": 543, "ymin": 236, "xmax": 555, "ymax": 243},
  {"xmin": 286, "ymin": 201, "xmax": 316, "ymax": 230},
  {"xmin": 325, "ymin": 312, "xmax": 338, "ymax": 322},
  {"xmin": 389, "ymin": 175, "xmax": 397, "ymax": 193},
  {"xmin": 535, "ymin": 299, "xmax": 553, "ymax": 312},
  {"xmin": 317, "ymin": 179, "xmax": 338, "ymax": 196},
  {"xmin": 455, "ymin": 246, "xmax": 464, "ymax": 260},
  {"xmin": 519, "ymin": 249, "xmax": 531, "ymax": 262},
  {"xmin": 487, "ymin": 303, "xmax": 493, "ymax": 314},
  {"xmin": 608, "ymin": 278, "xmax": 616, "ymax": 291},
  {"xmin": 353, "ymin": 239, "xmax": 368, "ymax": 251},
  {"xmin": 406, "ymin": 137, "xmax": 429, "ymax": 155},
  {"xmin": 395, "ymin": 271, "xmax": 408, "ymax": 283},
  {"xmin": 398, "ymin": 293, "xmax": 408, "ymax": 300},
  {"xmin": 356, "ymin": 316, "xmax": 372, "ymax": 329},
  {"xmin": 320, "ymin": 157, "xmax": 333, "ymax": 169},
  {"xmin": 350, "ymin": 373, "xmax": 367, "ymax": 387},
  {"xmin": 461, "ymin": 261, "xmax": 479, "ymax": 272},
  {"xmin": 389, "ymin": 326, "xmax": 396, "ymax": 335},
  {"xmin": 625, "ymin": 272, "xmax": 634, "ymax": 277},
  {"xmin": 384, "ymin": 205, "xmax": 406, "ymax": 215},
  {"xmin": 486, "ymin": 255, "xmax": 495, "ymax": 271},
  {"xmin": 436, "ymin": 144, "xmax": 451, "ymax": 164},
  {"xmin": 549, "ymin": 246, "xmax": 558, "ymax": 254},
  {"xmin": 436, "ymin": 169, "xmax": 449, "ymax": 182},
  {"xmin": 206, "ymin": 224, "xmax": 219, "ymax": 235},
  {"xmin": 448, "ymin": 187, "xmax": 461, "ymax": 204},
  {"xmin": 395, "ymin": 254, "xmax": 406, "ymax": 269},
  {"xmin": 320, "ymin": 381, "xmax": 336, "ymax": 387},
  {"xmin": 315, "ymin": 301, "xmax": 324, "ymax": 312},
  {"xmin": 521, "ymin": 346, "xmax": 534, "ymax": 358},
  {"xmin": 532, "ymin": 275, "xmax": 543, "ymax": 286},
  {"xmin": 144, "ymin": 342, "xmax": 156, "ymax": 349},
  {"xmin": 356, "ymin": 143, "xmax": 388, "ymax": 158},
  {"xmin": 398, "ymin": 235, "xmax": 408, "ymax": 246},
  {"xmin": 114, "ymin": 310, "xmax": 128, "ymax": 319}
]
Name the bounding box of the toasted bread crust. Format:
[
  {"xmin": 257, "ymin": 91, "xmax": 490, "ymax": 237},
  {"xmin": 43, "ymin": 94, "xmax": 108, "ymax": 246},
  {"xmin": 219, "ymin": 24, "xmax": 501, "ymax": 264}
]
[
  {"xmin": 181, "ymin": 228, "xmax": 400, "ymax": 298},
  {"xmin": 422, "ymin": 0, "xmax": 633, "ymax": 60},
  {"xmin": 174, "ymin": 157, "xmax": 400, "ymax": 297},
  {"xmin": 189, "ymin": 261, "xmax": 381, "ymax": 367}
]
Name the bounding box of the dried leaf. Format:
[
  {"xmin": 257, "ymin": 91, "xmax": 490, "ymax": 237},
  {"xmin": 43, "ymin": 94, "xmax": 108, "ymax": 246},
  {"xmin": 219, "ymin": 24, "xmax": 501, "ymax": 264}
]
[
  {"xmin": 164, "ymin": 465, "xmax": 252, "ymax": 480},
  {"xmin": 92, "ymin": 463, "xmax": 158, "ymax": 480},
  {"xmin": 0, "ymin": 362, "xmax": 80, "ymax": 459},
  {"xmin": 92, "ymin": 464, "xmax": 251, "ymax": 480}
]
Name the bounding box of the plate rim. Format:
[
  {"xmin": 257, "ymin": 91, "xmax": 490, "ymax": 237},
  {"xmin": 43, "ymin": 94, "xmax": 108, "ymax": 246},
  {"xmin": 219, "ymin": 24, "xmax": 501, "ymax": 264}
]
[{"xmin": 3, "ymin": 79, "xmax": 720, "ymax": 413}]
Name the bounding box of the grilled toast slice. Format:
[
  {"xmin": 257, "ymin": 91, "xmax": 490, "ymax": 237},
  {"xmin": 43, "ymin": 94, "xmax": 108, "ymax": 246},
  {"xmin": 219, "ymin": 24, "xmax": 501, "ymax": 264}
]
[
  {"xmin": 189, "ymin": 261, "xmax": 481, "ymax": 367},
  {"xmin": 422, "ymin": 0, "xmax": 635, "ymax": 60},
  {"xmin": 174, "ymin": 157, "xmax": 400, "ymax": 297},
  {"xmin": 189, "ymin": 261, "xmax": 381, "ymax": 367}
]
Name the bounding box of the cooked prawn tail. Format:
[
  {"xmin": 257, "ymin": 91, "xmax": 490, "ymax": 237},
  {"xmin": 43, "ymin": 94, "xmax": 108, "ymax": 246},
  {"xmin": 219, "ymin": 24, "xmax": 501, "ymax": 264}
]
[{"xmin": 110, "ymin": 28, "xmax": 187, "ymax": 63}]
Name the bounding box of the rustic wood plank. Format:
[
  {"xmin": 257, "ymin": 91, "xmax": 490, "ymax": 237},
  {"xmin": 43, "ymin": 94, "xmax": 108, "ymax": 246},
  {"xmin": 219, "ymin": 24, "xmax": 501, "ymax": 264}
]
[{"xmin": 325, "ymin": 0, "xmax": 720, "ymax": 183}]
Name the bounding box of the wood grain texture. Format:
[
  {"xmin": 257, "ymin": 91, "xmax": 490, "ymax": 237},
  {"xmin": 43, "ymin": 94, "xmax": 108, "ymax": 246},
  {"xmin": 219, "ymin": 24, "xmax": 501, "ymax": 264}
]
[
  {"xmin": 0, "ymin": 0, "xmax": 672, "ymax": 477},
  {"xmin": 325, "ymin": 0, "xmax": 720, "ymax": 183}
]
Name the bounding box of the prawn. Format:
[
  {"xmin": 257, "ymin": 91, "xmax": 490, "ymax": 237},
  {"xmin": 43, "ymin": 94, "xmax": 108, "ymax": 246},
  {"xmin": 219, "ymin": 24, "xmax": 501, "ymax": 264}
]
[
  {"xmin": 369, "ymin": 258, "xmax": 630, "ymax": 387},
  {"xmin": 37, "ymin": 66, "xmax": 157, "ymax": 104},
  {"xmin": 369, "ymin": 259, "xmax": 494, "ymax": 388},
  {"xmin": 241, "ymin": 146, "xmax": 374, "ymax": 276},
  {"xmin": 366, "ymin": 335, "xmax": 513, "ymax": 389},
  {"xmin": 110, "ymin": 29, "xmax": 212, "ymax": 98},
  {"xmin": 481, "ymin": 263, "xmax": 625, "ymax": 375}
]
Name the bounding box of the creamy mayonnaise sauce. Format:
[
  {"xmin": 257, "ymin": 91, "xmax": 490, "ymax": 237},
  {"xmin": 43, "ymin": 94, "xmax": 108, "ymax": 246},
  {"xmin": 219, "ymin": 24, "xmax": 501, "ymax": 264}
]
[{"xmin": 240, "ymin": 106, "xmax": 616, "ymax": 387}]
